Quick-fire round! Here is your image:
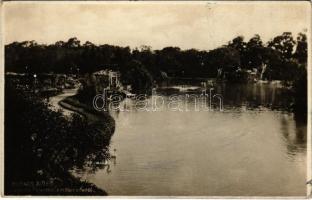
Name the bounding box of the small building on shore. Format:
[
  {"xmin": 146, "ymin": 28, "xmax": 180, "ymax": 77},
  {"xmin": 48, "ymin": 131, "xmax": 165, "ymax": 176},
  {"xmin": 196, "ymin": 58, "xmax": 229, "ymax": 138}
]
[{"xmin": 92, "ymin": 69, "xmax": 122, "ymax": 93}]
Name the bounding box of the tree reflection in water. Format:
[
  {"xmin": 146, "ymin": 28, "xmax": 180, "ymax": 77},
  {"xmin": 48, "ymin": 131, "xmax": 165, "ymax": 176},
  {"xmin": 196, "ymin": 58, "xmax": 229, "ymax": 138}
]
[{"xmin": 280, "ymin": 112, "xmax": 306, "ymax": 157}]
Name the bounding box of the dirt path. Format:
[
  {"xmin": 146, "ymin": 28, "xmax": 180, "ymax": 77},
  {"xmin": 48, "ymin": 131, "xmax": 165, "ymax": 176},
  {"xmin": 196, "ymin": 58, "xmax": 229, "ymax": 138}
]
[{"xmin": 49, "ymin": 88, "xmax": 78, "ymax": 116}]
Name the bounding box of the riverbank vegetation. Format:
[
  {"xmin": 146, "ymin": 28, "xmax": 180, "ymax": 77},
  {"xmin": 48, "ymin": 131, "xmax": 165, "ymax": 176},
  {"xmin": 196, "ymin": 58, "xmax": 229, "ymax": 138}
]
[
  {"xmin": 5, "ymin": 82, "xmax": 115, "ymax": 195},
  {"xmin": 5, "ymin": 32, "xmax": 306, "ymax": 81},
  {"xmin": 5, "ymin": 32, "xmax": 307, "ymax": 105},
  {"xmin": 5, "ymin": 31, "xmax": 307, "ymax": 114}
]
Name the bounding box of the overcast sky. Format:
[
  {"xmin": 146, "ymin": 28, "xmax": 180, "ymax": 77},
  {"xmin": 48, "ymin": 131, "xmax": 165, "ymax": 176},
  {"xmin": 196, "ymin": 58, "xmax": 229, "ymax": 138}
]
[{"xmin": 3, "ymin": 2, "xmax": 310, "ymax": 50}]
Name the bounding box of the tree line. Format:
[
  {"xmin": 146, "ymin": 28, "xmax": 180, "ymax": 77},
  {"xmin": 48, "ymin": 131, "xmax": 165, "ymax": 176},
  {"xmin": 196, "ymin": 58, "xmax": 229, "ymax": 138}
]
[{"xmin": 5, "ymin": 32, "xmax": 307, "ymax": 84}]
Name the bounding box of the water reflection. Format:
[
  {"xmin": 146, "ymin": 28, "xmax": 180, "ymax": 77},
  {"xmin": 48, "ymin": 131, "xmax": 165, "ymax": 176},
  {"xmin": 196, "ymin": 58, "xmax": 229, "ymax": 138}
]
[
  {"xmin": 214, "ymin": 83, "xmax": 293, "ymax": 110},
  {"xmin": 83, "ymin": 83, "xmax": 306, "ymax": 196},
  {"xmin": 154, "ymin": 83, "xmax": 293, "ymax": 112},
  {"xmin": 280, "ymin": 113, "xmax": 306, "ymax": 158}
]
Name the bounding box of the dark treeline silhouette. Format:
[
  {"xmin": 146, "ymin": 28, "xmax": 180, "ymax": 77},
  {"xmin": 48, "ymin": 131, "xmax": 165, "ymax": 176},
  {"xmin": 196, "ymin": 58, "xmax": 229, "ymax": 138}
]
[{"xmin": 5, "ymin": 32, "xmax": 307, "ymax": 83}]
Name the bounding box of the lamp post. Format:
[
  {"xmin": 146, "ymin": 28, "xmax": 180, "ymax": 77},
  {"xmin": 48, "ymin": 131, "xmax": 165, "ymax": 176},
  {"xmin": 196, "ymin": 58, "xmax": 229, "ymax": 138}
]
[{"xmin": 33, "ymin": 74, "xmax": 37, "ymax": 93}]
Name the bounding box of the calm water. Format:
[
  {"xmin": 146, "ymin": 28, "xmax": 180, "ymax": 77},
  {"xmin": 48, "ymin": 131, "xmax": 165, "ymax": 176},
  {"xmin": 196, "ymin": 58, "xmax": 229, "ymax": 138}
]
[{"xmin": 77, "ymin": 83, "xmax": 307, "ymax": 196}]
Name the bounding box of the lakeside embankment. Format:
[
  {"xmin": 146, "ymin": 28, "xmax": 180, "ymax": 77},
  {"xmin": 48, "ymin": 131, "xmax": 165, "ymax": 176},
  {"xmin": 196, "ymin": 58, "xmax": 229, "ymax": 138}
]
[
  {"xmin": 59, "ymin": 95, "xmax": 115, "ymax": 130},
  {"xmin": 55, "ymin": 92, "xmax": 116, "ymax": 195}
]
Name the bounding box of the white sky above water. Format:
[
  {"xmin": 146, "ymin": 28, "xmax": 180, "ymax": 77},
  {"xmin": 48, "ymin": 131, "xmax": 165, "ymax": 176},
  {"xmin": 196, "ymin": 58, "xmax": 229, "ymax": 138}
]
[{"xmin": 3, "ymin": 1, "xmax": 311, "ymax": 50}]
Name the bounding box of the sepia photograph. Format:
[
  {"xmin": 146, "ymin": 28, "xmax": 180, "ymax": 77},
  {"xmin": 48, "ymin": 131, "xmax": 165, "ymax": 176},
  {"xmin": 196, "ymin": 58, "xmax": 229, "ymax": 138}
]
[{"xmin": 1, "ymin": 1, "xmax": 311, "ymax": 197}]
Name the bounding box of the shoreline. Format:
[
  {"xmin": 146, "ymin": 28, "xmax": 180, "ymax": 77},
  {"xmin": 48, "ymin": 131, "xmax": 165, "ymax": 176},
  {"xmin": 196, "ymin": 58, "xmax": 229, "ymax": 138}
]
[{"xmin": 57, "ymin": 95, "xmax": 115, "ymax": 195}]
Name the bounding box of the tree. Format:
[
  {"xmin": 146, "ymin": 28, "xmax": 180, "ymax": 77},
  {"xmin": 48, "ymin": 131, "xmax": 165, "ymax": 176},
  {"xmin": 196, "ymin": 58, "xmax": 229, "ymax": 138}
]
[
  {"xmin": 55, "ymin": 41, "xmax": 66, "ymax": 47},
  {"xmin": 206, "ymin": 46, "xmax": 241, "ymax": 80},
  {"xmin": 65, "ymin": 37, "xmax": 81, "ymax": 48},
  {"xmin": 294, "ymin": 32, "xmax": 307, "ymax": 64},
  {"xmin": 120, "ymin": 60, "xmax": 153, "ymax": 94},
  {"xmin": 156, "ymin": 47, "xmax": 181, "ymax": 76},
  {"xmin": 228, "ymin": 36, "xmax": 246, "ymax": 55},
  {"xmin": 245, "ymin": 34, "xmax": 264, "ymax": 69},
  {"xmin": 268, "ymin": 32, "xmax": 295, "ymax": 60},
  {"xmin": 228, "ymin": 36, "xmax": 246, "ymax": 68}
]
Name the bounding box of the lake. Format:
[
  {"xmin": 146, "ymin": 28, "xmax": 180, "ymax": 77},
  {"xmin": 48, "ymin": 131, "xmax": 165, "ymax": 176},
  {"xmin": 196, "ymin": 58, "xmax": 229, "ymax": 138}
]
[{"xmin": 76, "ymin": 83, "xmax": 307, "ymax": 196}]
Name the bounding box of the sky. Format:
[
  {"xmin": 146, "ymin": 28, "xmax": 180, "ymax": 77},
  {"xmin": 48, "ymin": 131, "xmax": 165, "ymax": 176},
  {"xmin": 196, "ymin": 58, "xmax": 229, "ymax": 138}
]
[{"xmin": 3, "ymin": 1, "xmax": 311, "ymax": 50}]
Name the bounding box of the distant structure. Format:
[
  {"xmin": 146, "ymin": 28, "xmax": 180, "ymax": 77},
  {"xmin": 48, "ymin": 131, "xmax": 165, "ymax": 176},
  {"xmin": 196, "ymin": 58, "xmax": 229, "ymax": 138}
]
[
  {"xmin": 92, "ymin": 69, "xmax": 121, "ymax": 93},
  {"xmin": 108, "ymin": 70, "xmax": 121, "ymax": 89},
  {"xmin": 246, "ymin": 68, "xmax": 258, "ymax": 82}
]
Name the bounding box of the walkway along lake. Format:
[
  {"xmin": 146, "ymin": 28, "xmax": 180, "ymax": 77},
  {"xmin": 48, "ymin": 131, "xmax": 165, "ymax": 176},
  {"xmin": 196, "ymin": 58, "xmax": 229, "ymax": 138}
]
[{"xmin": 74, "ymin": 83, "xmax": 306, "ymax": 196}]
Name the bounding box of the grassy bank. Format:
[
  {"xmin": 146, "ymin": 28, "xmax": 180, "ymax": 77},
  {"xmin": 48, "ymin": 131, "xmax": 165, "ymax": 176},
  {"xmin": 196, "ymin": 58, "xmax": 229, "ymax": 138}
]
[{"xmin": 60, "ymin": 95, "xmax": 114, "ymax": 126}]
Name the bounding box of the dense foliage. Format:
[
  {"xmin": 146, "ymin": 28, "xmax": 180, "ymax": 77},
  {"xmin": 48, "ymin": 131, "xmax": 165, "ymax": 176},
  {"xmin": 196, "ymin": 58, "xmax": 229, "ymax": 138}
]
[
  {"xmin": 5, "ymin": 83, "xmax": 115, "ymax": 195},
  {"xmin": 5, "ymin": 32, "xmax": 307, "ymax": 83},
  {"xmin": 120, "ymin": 60, "xmax": 153, "ymax": 94}
]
